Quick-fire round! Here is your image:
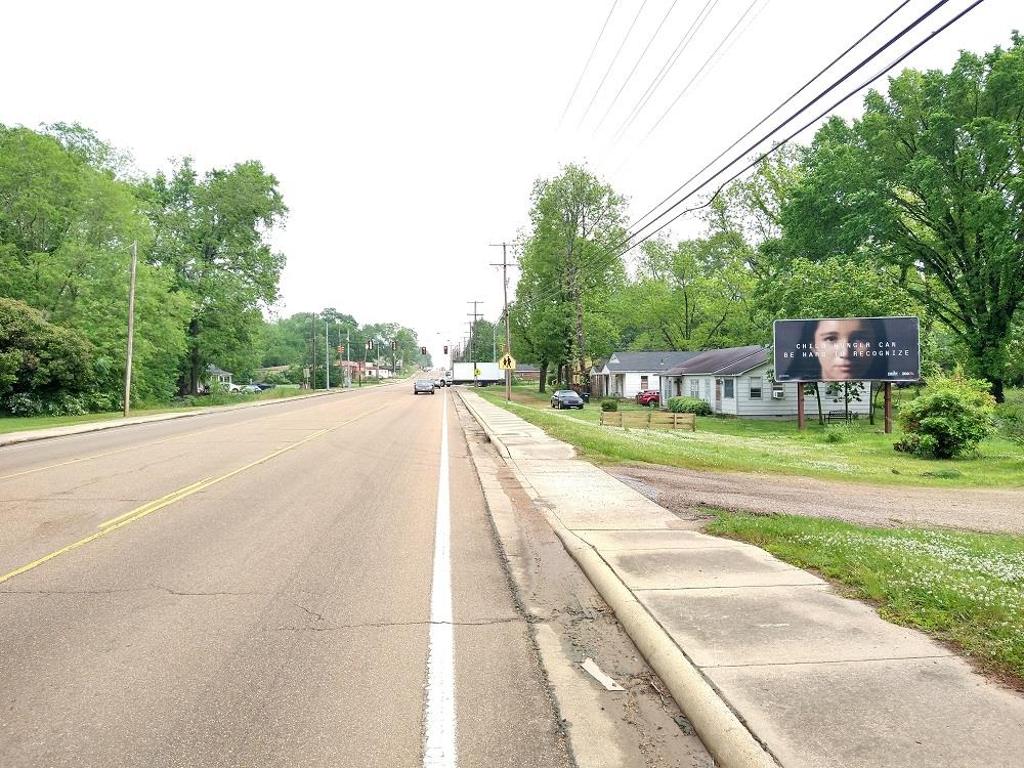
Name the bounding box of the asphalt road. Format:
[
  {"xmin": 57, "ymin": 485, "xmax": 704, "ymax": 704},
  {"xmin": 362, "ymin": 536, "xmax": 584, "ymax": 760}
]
[{"xmin": 0, "ymin": 385, "xmax": 572, "ymax": 767}]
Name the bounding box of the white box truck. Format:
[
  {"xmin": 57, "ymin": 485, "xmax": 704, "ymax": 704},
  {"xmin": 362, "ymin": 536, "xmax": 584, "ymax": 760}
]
[{"xmin": 451, "ymin": 362, "xmax": 503, "ymax": 385}]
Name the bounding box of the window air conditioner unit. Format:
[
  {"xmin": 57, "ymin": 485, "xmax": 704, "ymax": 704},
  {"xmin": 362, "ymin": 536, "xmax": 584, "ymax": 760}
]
[{"xmin": 771, "ymin": 389, "xmax": 785, "ymax": 400}]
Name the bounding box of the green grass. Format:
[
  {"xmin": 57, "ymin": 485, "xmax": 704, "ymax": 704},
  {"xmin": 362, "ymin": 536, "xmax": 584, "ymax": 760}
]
[
  {"xmin": 0, "ymin": 385, "xmax": 314, "ymax": 435},
  {"xmin": 474, "ymin": 385, "xmax": 1024, "ymax": 488},
  {"xmin": 706, "ymin": 511, "xmax": 1024, "ymax": 683}
]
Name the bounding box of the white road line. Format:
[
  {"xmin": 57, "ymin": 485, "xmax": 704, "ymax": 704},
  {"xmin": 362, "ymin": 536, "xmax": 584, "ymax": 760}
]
[{"xmin": 423, "ymin": 392, "xmax": 456, "ymax": 767}]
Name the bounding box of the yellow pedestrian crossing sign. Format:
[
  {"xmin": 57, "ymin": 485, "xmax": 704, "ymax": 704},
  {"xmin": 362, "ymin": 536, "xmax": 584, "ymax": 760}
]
[{"xmin": 499, "ymin": 354, "xmax": 516, "ymax": 371}]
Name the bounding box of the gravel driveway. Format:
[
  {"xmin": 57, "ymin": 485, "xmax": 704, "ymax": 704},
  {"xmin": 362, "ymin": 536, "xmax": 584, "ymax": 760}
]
[{"xmin": 608, "ymin": 464, "xmax": 1024, "ymax": 535}]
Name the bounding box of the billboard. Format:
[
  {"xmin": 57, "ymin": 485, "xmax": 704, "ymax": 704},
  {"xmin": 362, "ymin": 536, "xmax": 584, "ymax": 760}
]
[{"xmin": 773, "ymin": 316, "xmax": 920, "ymax": 382}]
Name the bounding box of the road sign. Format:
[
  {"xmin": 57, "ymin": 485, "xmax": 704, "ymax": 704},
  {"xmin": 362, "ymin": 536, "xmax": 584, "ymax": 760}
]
[
  {"xmin": 474, "ymin": 367, "xmax": 481, "ymax": 377},
  {"xmin": 498, "ymin": 354, "xmax": 516, "ymax": 371}
]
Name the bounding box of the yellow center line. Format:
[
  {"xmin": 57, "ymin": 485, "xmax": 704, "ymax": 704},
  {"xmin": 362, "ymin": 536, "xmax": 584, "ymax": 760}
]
[
  {"xmin": 0, "ymin": 388, "xmax": 382, "ymax": 483},
  {"xmin": 0, "ymin": 402, "xmax": 391, "ymax": 586}
]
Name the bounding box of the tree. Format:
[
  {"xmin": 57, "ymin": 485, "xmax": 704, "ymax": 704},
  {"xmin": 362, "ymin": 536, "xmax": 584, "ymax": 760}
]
[
  {"xmin": 144, "ymin": 158, "xmax": 287, "ymax": 394},
  {"xmin": 517, "ymin": 164, "xmax": 627, "ymax": 388},
  {"xmin": 0, "ymin": 298, "xmax": 94, "ymax": 413},
  {"xmin": 622, "ymin": 232, "xmax": 757, "ymax": 350},
  {"xmin": 0, "ymin": 124, "xmax": 188, "ymax": 406},
  {"xmin": 781, "ymin": 36, "xmax": 1024, "ymax": 401}
]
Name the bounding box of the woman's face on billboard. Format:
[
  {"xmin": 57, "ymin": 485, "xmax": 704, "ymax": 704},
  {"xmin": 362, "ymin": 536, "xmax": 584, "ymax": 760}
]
[{"xmin": 813, "ymin": 319, "xmax": 869, "ymax": 380}]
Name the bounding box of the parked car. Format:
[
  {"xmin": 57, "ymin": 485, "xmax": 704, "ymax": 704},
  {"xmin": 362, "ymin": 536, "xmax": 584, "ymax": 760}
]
[
  {"xmin": 239, "ymin": 384, "xmax": 262, "ymax": 394},
  {"xmin": 550, "ymin": 389, "xmax": 584, "ymax": 409},
  {"xmin": 255, "ymin": 382, "xmax": 276, "ymax": 391},
  {"xmin": 635, "ymin": 389, "xmax": 660, "ymax": 407},
  {"xmin": 414, "ymin": 379, "xmax": 436, "ymax": 395}
]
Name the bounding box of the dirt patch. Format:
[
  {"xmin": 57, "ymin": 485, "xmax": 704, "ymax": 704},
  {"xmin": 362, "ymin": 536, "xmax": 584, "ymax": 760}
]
[{"xmin": 609, "ymin": 463, "xmax": 1024, "ymax": 535}]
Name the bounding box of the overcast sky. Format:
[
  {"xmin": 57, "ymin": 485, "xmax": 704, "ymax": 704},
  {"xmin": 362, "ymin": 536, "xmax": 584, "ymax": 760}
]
[{"xmin": 3, "ymin": 0, "xmax": 1021, "ymax": 363}]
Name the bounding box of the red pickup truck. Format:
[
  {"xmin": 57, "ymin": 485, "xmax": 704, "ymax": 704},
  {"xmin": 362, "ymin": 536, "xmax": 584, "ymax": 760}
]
[{"xmin": 635, "ymin": 389, "xmax": 660, "ymax": 407}]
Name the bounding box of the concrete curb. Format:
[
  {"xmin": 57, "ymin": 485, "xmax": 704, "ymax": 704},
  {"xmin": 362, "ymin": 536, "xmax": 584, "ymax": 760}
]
[
  {"xmin": 455, "ymin": 388, "xmax": 778, "ymax": 768},
  {"xmin": 0, "ymin": 382, "xmax": 401, "ymax": 449},
  {"xmin": 455, "ymin": 387, "xmax": 511, "ymax": 459}
]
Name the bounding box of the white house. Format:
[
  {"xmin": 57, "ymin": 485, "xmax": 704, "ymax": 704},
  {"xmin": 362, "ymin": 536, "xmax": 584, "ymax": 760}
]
[
  {"xmin": 590, "ymin": 351, "xmax": 701, "ymax": 399},
  {"xmin": 660, "ymin": 345, "xmax": 872, "ymax": 419}
]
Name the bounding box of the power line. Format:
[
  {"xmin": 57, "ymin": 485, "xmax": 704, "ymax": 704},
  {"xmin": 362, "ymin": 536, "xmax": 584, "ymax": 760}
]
[
  {"xmin": 643, "ymin": 0, "xmax": 763, "ymax": 140},
  {"xmin": 559, "ymin": 0, "xmax": 620, "ymax": 127},
  {"xmin": 516, "ymin": 0, "xmax": 982, "ymax": 312},
  {"xmin": 611, "ymin": 0, "xmax": 721, "ymax": 142},
  {"xmin": 594, "ymin": 0, "xmax": 680, "ymax": 134},
  {"xmin": 620, "ymin": 0, "xmax": 988, "ymax": 259},
  {"xmin": 626, "ymin": 0, "xmax": 954, "ymax": 244},
  {"xmin": 628, "ymin": 0, "xmax": 916, "ymax": 235},
  {"xmin": 577, "ymin": 0, "xmax": 651, "ymax": 129}
]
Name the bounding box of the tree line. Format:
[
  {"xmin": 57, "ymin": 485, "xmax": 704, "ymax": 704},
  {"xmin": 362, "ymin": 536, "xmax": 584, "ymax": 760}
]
[
  {"xmin": 0, "ymin": 123, "xmax": 423, "ymax": 416},
  {"xmin": 512, "ymin": 36, "xmax": 1024, "ymax": 401}
]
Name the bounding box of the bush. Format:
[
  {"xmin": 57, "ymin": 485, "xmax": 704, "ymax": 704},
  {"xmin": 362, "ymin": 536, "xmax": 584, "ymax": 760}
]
[
  {"xmin": 600, "ymin": 399, "xmax": 618, "ymax": 412},
  {"xmin": 894, "ymin": 374, "xmax": 995, "ymax": 458},
  {"xmin": 995, "ymin": 402, "xmax": 1024, "ymax": 446},
  {"xmin": 667, "ymin": 396, "xmax": 712, "ymax": 416},
  {"xmin": 823, "ymin": 424, "xmax": 851, "ymax": 444}
]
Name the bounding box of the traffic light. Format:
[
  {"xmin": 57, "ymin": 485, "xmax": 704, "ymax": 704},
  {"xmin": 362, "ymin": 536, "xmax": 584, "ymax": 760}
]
[
  {"xmin": 420, "ymin": 346, "xmax": 427, "ymax": 355},
  {"xmin": 391, "ymin": 340, "xmax": 397, "ymax": 350},
  {"xmin": 337, "ymin": 345, "xmax": 344, "ymax": 355},
  {"xmin": 443, "ymin": 345, "xmax": 448, "ymax": 355},
  {"xmin": 365, "ymin": 340, "xmax": 373, "ymax": 351}
]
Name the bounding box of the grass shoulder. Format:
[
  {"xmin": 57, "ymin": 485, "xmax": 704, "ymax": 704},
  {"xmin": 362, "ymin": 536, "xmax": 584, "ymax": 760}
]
[
  {"xmin": 705, "ymin": 511, "xmax": 1024, "ymax": 687},
  {"xmin": 0, "ymin": 385, "xmax": 315, "ymax": 435},
  {"xmin": 474, "ymin": 385, "xmax": 1023, "ymax": 488}
]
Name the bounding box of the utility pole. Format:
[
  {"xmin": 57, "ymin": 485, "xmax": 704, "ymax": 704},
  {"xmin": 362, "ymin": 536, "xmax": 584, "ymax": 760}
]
[
  {"xmin": 490, "ymin": 242, "xmax": 517, "ymax": 404},
  {"xmin": 346, "ymin": 327, "xmax": 351, "ymax": 388},
  {"xmin": 122, "ymin": 240, "xmax": 138, "ymax": 417},
  {"xmin": 325, "ymin": 317, "xmax": 330, "ymax": 390},
  {"xmin": 310, "ymin": 314, "xmax": 316, "ymax": 390},
  {"xmin": 467, "ymin": 300, "xmax": 483, "ymax": 383}
]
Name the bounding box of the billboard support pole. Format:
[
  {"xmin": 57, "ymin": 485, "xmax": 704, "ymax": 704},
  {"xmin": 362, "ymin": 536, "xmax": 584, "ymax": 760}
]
[
  {"xmin": 796, "ymin": 383, "xmax": 805, "ymax": 431},
  {"xmin": 884, "ymin": 382, "xmax": 893, "ymax": 434}
]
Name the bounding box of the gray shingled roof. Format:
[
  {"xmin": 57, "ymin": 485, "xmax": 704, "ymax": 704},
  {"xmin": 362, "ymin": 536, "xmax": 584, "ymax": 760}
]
[
  {"xmin": 602, "ymin": 351, "xmax": 701, "ymax": 373},
  {"xmin": 665, "ymin": 345, "xmax": 769, "ymax": 376}
]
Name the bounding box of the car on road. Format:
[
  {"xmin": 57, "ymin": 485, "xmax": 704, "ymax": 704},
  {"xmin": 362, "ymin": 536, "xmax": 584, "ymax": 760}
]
[
  {"xmin": 433, "ymin": 377, "xmax": 445, "ymax": 388},
  {"xmin": 414, "ymin": 379, "xmax": 436, "ymax": 395},
  {"xmin": 550, "ymin": 389, "xmax": 584, "ymax": 409},
  {"xmin": 635, "ymin": 389, "xmax": 660, "ymax": 407}
]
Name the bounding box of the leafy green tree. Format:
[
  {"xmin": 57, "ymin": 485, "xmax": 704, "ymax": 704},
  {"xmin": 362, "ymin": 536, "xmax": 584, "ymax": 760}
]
[
  {"xmin": 623, "ymin": 233, "xmax": 756, "ymax": 350},
  {"xmin": 0, "ymin": 124, "xmax": 188, "ymax": 406},
  {"xmin": 781, "ymin": 36, "xmax": 1024, "ymax": 401},
  {"xmin": 0, "ymin": 298, "xmax": 94, "ymax": 413},
  {"xmin": 143, "ymin": 158, "xmax": 287, "ymax": 393},
  {"xmin": 517, "ymin": 164, "xmax": 627, "ymax": 388}
]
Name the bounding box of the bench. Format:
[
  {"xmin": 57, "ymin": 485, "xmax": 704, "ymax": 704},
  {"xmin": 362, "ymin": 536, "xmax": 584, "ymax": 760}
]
[{"xmin": 826, "ymin": 410, "xmax": 855, "ymax": 424}]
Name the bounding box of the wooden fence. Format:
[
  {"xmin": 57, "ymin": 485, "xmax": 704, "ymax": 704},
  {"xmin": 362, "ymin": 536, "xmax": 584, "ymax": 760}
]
[{"xmin": 599, "ymin": 410, "xmax": 696, "ymax": 431}]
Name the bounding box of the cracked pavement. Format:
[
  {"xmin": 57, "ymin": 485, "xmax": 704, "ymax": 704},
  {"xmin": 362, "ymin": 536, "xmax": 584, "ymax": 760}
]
[{"xmin": 0, "ymin": 386, "xmax": 573, "ymax": 767}]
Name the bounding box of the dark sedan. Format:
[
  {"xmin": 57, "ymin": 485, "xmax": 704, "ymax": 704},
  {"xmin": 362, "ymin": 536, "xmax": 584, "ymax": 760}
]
[
  {"xmin": 413, "ymin": 379, "xmax": 436, "ymax": 395},
  {"xmin": 550, "ymin": 389, "xmax": 584, "ymax": 409}
]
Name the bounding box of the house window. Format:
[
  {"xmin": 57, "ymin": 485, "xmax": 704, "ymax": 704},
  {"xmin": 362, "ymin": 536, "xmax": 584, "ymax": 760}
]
[
  {"xmin": 749, "ymin": 376, "xmax": 762, "ymax": 399},
  {"xmin": 689, "ymin": 379, "xmax": 699, "ymax": 398},
  {"xmin": 724, "ymin": 379, "xmax": 735, "ymax": 399},
  {"xmin": 640, "ymin": 375, "xmax": 649, "ymax": 390}
]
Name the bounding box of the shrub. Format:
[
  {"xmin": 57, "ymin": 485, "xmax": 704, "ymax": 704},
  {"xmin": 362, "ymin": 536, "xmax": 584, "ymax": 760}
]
[
  {"xmin": 823, "ymin": 424, "xmax": 851, "ymax": 444},
  {"xmin": 894, "ymin": 374, "xmax": 995, "ymax": 458},
  {"xmin": 600, "ymin": 399, "xmax": 618, "ymax": 412},
  {"xmin": 995, "ymin": 402, "xmax": 1024, "ymax": 446},
  {"xmin": 667, "ymin": 396, "xmax": 712, "ymax": 416}
]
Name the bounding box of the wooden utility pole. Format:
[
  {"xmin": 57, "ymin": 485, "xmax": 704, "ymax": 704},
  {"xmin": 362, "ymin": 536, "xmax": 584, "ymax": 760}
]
[
  {"xmin": 122, "ymin": 241, "xmax": 138, "ymax": 417},
  {"xmin": 467, "ymin": 300, "xmax": 483, "ymax": 382},
  {"xmin": 490, "ymin": 242, "xmax": 517, "ymax": 404}
]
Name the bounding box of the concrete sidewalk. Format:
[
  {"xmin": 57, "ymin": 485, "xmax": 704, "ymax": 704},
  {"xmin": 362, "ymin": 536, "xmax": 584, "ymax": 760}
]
[{"xmin": 459, "ymin": 389, "xmax": 1024, "ymax": 768}]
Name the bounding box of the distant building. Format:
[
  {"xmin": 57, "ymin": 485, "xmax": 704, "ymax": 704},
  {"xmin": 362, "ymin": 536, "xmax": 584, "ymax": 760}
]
[
  {"xmin": 659, "ymin": 345, "xmax": 871, "ymax": 419},
  {"xmin": 206, "ymin": 364, "xmax": 234, "ymax": 388},
  {"xmin": 514, "ymin": 364, "xmax": 540, "ymax": 382},
  {"xmin": 590, "ymin": 351, "xmax": 700, "ymax": 399}
]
